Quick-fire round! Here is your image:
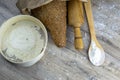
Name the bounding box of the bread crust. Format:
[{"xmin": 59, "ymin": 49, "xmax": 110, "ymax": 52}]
[{"xmin": 31, "ymin": 0, "xmax": 67, "ymax": 47}]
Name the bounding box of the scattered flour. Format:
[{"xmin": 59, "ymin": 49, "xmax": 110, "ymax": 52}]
[{"xmin": 92, "ymin": 0, "xmax": 120, "ymax": 39}]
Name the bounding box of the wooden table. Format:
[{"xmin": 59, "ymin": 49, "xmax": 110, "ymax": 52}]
[{"xmin": 0, "ymin": 0, "xmax": 120, "ymax": 80}]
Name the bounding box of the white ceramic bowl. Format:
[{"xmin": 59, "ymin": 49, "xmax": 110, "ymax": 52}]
[{"xmin": 0, "ymin": 15, "xmax": 48, "ymax": 67}]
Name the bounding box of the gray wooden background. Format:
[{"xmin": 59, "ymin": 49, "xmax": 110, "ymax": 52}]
[{"xmin": 0, "ymin": 0, "xmax": 120, "ymax": 80}]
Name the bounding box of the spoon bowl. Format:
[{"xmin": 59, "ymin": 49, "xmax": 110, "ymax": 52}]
[{"xmin": 89, "ymin": 40, "xmax": 105, "ymax": 66}]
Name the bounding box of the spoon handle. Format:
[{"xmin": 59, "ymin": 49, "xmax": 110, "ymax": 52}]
[{"xmin": 84, "ymin": 0, "xmax": 96, "ymax": 39}]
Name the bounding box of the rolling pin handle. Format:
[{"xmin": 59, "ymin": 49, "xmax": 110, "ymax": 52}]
[{"xmin": 74, "ymin": 27, "xmax": 84, "ymax": 50}]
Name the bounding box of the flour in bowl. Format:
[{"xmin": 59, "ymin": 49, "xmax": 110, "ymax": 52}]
[{"xmin": 2, "ymin": 20, "xmax": 45, "ymax": 62}]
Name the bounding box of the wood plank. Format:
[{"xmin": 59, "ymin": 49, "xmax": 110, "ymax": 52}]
[{"xmin": 0, "ymin": 0, "xmax": 120, "ymax": 80}]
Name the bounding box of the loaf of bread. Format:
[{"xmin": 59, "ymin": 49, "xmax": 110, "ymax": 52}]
[{"xmin": 31, "ymin": 0, "xmax": 67, "ymax": 47}]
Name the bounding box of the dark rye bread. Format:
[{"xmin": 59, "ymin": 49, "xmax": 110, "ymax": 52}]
[{"xmin": 31, "ymin": 0, "xmax": 67, "ymax": 47}]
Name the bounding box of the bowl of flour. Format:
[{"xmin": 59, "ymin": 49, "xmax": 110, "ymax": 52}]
[{"xmin": 0, "ymin": 15, "xmax": 48, "ymax": 67}]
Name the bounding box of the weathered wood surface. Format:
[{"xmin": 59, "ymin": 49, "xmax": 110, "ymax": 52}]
[{"xmin": 0, "ymin": 0, "xmax": 120, "ymax": 80}]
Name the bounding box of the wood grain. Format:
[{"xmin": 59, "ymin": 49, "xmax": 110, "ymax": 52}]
[
  {"xmin": 68, "ymin": 0, "xmax": 84, "ymax": 50},
  {"xmin": 0, "ymin": 0, "xmax": 120, "ymax": 80}
]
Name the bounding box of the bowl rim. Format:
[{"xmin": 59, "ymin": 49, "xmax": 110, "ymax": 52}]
[{"xmin": 0, "ymin": 15, "xmax": 48, "ymax": 64}]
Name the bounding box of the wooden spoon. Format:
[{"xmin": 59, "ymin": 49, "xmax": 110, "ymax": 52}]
[
  {"xmin": 84, "ymin": 0, "xmax": 105, "ymax": 66},
  {"xmin": 68, "ymin": 0, "xmax": 84, "ymax": 50}
]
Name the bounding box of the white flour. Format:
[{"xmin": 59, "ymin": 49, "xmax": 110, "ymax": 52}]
[
  {"xmin": 2, "ymin": 20, "xmax": 45, "ymax": 62},
  {"xmin": 89, "ymin": 41, "xmax": 103, "ymax": 66}
]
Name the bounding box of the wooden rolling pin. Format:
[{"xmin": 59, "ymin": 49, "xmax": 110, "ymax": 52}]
[{"xmin": 68, "ymin": 0, "xmax": 84, "ymax": 50}]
